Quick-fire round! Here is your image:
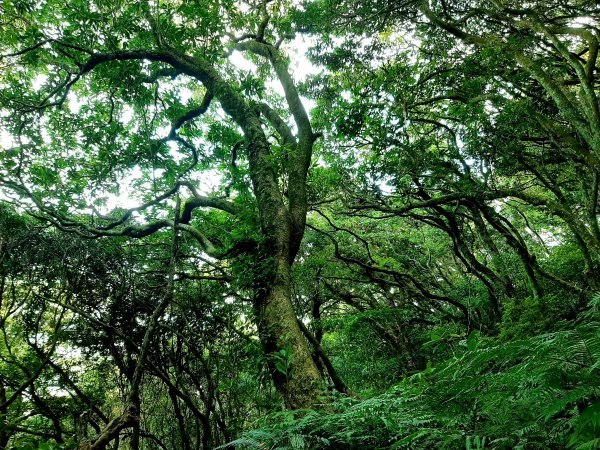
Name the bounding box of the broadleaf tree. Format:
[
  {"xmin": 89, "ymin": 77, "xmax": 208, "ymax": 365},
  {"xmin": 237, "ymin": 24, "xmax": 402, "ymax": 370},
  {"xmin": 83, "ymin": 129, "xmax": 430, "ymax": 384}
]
[
  {"xmin": 0, "ymin": 0, "xmax": 323, "ymax": 438},
  {"xmin": 2, "ymin": 0, "xmax": 600, "ymax": 449}
]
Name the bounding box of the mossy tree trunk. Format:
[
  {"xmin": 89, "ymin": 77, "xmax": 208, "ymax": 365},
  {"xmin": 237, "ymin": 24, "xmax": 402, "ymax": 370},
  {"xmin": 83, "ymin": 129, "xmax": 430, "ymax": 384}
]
[{"xmin": 64, "ymin": 37, "xmax": 325, "ymax": 408}]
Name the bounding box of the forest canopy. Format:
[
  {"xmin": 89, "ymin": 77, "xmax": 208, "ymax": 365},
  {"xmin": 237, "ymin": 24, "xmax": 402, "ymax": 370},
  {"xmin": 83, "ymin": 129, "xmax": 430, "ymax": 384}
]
[{"xmin": 0, "ymin": 0, "xmax": 599, "ymax": 448}]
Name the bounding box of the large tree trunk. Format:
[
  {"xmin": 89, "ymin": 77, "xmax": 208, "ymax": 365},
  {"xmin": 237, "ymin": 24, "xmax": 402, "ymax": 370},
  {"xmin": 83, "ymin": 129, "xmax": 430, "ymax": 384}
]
[
  {"xmin": 234, "ymin": 74, "xmax": 324, "ymax": 407},
  {"xmin": 41, "ymin": 44, "xmax": 326, "ymax": 411},
  {"xmin": 256, "ymin": 256, "xmax": 324, "ymax": 409}
]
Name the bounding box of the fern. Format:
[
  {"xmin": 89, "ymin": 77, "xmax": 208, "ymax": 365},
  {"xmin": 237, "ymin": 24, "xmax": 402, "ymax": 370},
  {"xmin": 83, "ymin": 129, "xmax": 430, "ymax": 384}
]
[{"xmin": 225, "ymin": 323, "xmax": 600, "ymax": 449}]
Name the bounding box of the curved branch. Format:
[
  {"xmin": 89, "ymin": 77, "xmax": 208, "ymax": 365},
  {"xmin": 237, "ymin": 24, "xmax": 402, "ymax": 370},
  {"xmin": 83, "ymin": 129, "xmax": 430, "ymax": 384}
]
[
  {"xmin": 308, "ymin": 224, "xmax": 470, "ymax": 321},
  {"xmin": 257, "ymin": 102, "xmax": 296, "ymax": 146},
  {"xmin": 167, "ymin": 89, "xmax": 214, "ymax": 138}
]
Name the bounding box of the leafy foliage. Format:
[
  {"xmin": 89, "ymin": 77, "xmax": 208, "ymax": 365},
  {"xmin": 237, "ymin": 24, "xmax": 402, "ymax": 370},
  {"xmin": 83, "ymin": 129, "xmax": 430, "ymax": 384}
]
[
  {"xmin": 229, "ymin": 322, "xmax": 600, "ymax": 449},
  {"xmin": 1, "ymin": 0, "xmax": 600, "ymax": 448}
]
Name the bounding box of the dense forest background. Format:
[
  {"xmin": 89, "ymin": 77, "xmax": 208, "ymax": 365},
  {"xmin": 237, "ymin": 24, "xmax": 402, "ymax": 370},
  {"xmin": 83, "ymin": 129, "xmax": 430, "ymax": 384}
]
[{"xmin": 1, "ymin": 0, "xmax": 599, "ymax": 448}]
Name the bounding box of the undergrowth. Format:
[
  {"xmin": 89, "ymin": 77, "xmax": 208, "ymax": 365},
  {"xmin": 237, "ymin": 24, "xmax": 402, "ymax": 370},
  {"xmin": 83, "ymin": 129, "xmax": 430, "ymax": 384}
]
[{"xmin": 221, "ymin": 322, "xmax": 600, "ymax": 449}]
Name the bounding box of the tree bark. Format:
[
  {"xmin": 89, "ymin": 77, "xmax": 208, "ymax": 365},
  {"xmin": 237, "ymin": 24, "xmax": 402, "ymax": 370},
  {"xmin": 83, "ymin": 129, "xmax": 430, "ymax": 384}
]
[
  {"xmin": 256, "ymin": 255, "xmax": 324, "ymax": 409},
  {"xmin": 19, "ymin": 37, "xmax": 325, "ymax": 410}
]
